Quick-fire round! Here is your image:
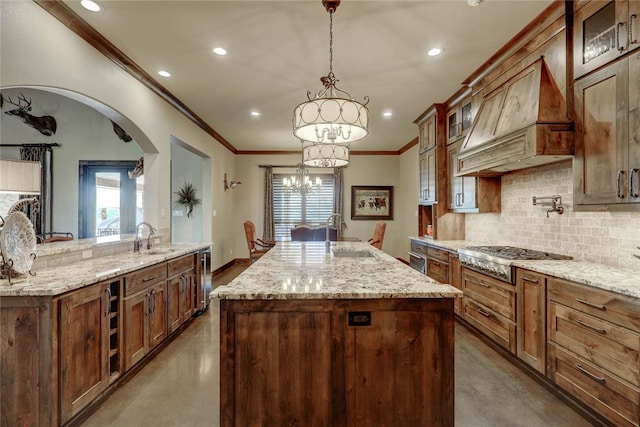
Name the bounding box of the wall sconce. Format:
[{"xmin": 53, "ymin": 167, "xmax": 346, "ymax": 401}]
[{"xmin": 224, "ymin": 173, "xmax": 241, "ymax": 191}]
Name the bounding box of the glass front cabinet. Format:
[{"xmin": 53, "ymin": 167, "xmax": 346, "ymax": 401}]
[{"xmin": 574, "ymin": 0, "xmax": 640, "ymax": 78}]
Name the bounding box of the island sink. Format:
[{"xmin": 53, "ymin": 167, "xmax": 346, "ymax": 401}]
[{"xmin": 332, "ymin": 249, "xmax": 374, "ymax": 258}]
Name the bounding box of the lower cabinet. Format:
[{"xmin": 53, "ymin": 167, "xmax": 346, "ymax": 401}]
[
  {"xmin": 516, "ymin": 269, "xmax": 546, "ymax": 374},
  {"xmin": 427, "ymin": 246, "xmax": 450, "ymax": 284},
  {"xmin": 461, "ymin": 268, "xmax": 516, "ymax": 354},
  {"xmin": 58, "ymin": 278, "xmax": 122, "ymax": 424},
  {"xmin": 167, "ymin": 255, "xmax": 196, "ymax": 333},
  {"xmin": 547, "ymin": 277, "xmax": 640, "ymax": 427},
  {"xmin": 220, "ymin": 298, "xmax": 455, "ymax": 426},
  {"xmin": 448, "ymin": 253, "xmax": 462, "ymax": 316}
]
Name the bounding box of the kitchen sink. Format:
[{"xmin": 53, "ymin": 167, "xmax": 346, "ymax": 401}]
[
  {"xmin": 332, "ymin": 250, "xmax": 374, "ymax": 258},
  {"xmin": 145, "ymin": 248, "xmax": 177, "ymax": 255}
]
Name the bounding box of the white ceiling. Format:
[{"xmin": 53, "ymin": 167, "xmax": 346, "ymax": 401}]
[{"xmin": 61, "ymin": 0, "xmax": 553, "ymax": 152}]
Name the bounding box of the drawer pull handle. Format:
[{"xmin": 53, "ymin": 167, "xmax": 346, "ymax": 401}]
[
  {"xmin": 521, "ymin": 276, "xmax": 539, "ymax": 284},
  {"xmin": 575, "ymin": 297, "xmax": 606, "ymax": 311},
  {"xmin": 575, "ymin": 364, "xmax": 606, "ymax": 384},
  {"xmin": 142, "ymin": 275, "xmax": 158, "ymax": 282},
  {"xmin": 575, "ymin": 319, "xmax": 607, "ymax": 334},
  {"xmin": 478, "ymin": 308, "xmax": 492, "ymax": 318},
  {"xmin": 476, "ymin": 280, "xmax": 490, "ymax": 288}
]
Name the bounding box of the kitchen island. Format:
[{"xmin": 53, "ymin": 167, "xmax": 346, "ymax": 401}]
[{"xmin": 212, "ymin": 241, "xmax": 462, "ymax": 427}]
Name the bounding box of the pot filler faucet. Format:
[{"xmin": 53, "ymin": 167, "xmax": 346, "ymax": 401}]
[
  {"xmin": 134, "ymin": 222, "xmax": 156, "ymax": 252},
  {"xmin": 326, "ymin": 213, "xmax": 341, "ymax": 252}
]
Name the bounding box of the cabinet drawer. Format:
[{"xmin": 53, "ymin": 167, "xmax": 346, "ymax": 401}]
[
  {"xmin": 427, "ymin": 247, "xmax": 449, "ymax": 263},
  {"xmin": 548, "ymin": 301, "xmax": 640, "ymax": 387},
  {"xmin": 548, "ymin": 344, "xmax": 640, "ymax": 427},
  {"xmin": 410, "ymin": 240, "xmax": 427, "ymax": 256},
  {"xmin": 124, "ymin": 264, "xmax": 167, "ymax": 296},
  {"xmin": 167, "ymin": 254, "xmax": 194, "ymax": 277},
  {"xmin": 548, "ymin": 277, "xmax": 640, "ymax": 331},
  {"xmin": 462, "ymin": 269, "xmax": 515, "ymax": 321},
  {"xmin": 427, "ymin": 258, "xmax": 449, "ymax": 284},
  {"xmin": 463, "ymin": 297, "xmax": 516, "ymax": 354}
]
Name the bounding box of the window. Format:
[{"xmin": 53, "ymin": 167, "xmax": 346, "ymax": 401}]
[{"xmin": 273, "ymin": 173, "xmax": 334, "ymax": 241}]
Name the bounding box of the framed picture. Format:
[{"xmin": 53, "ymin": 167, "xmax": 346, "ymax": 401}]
[{"xmin": 351, "ymin": 186, "xmax": 394, "ymax": 220}]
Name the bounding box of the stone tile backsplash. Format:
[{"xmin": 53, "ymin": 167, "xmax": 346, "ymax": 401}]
[{"xmin": 465, "ymin": 160, "xmax": 640, "ymax": 269}]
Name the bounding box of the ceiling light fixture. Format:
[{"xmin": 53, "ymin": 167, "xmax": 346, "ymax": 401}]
[
  {"xmin": 383, "ymin": 111, "xmax": 392, "ymax": 118},
  {"xmin": 158, "ymin": 70, "xmax": 171, "ymax": 77},
  {"xmin": 292, "ymin": 0, "xmax": 369, "ymax": 146},
  {"xmin": 283, "ymin": 163, "xmax": 322, "ymax": 194},
  {"xmin": 250, "ymin": 111, "xmax": 260, "ymax": 117},
  {"xmin": 427, "ymin": 48, "xmax": 443, "ymax": 57},
  {"xmin": 467, "ymin": 0, "xmax": 483, "ymax": 6},
  {"xmin": 302, "ymin": 141, "xmax": 349, "ymax": 168},
  {"xmin": 80, "ymin": 0, "xmax": 101, "ymax": 12},
  {"xmin": 212, "ymin": 47, "xmax": 227, "ymax": 56}
]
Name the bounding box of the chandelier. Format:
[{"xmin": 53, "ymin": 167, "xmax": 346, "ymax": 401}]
[
  {"xmin": 292, "ymin": 0, "xmax": 369, "ymax": 145},
  {"xmin": 283, "ymin": 163, "xmax": 322, "ymax": 194}
]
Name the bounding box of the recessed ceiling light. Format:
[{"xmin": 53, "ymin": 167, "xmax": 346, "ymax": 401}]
[
  {"xmin": 383, "ymin": 111, "xmax": 392, "ymax": 118},
  {"xmin": 250, "ymin": 111, "xmax": 260, "ymax": 117},
  {"xmin": 158, "ymin": 70, "xmax": 171, "ymax": 77},
  {"xmin": 212, "ymin": 47, "xmax": 227, "ymax": 56},
  {"xmin": 80, "ymin": 0, "xmax": 101, "ymax": 12},
  {"xmin": 427, "ymin": 48, "xmax": 443, "ymax": 57}
]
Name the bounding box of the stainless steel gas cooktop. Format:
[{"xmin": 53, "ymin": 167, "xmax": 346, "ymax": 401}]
[{"xmin": 458, "ymin": 246, "xmax": 572, "ymax": 284}]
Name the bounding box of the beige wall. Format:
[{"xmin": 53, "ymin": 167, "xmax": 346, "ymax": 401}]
[
  {"xmin": 1, "ymin": 1, "xmax": 236, "ymax": 270},
  {"xmin": 233, "ymin": 154, "xmax": 409, "ymax": 260},
  {"xmin": 466, "ymin": 160, "xmax": 640, "ymax": 269}
]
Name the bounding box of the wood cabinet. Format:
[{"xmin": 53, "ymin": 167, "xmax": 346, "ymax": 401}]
[
  {"xmin": 574, "ymin": 0, "xmax": 640, "ymax": 79},
  {"xmin": 461, "ymin": 268, "xmax": 516, "ymax": 353},
  {"xmin": 547, "ymin": 277, "xmax": 640, "ymax": 426},
  {"xmin": 123, "ymin": 264, "xmax": 168, "ymax": 371},
  {"xmin": 574, "ymin": 51, "xmax": 640, "ymax": 208},
  {"xmin": 447, "ymin": 139, "xmax": 501, "ymax": 213},
  {"xmin": 220, "ymin": 298, "xmax": 454, "ymax": 427},
  {"xmin": 447, "ymin": 97, "xmax": 473, "ymax": 144},
  {"xmin": 515, "ymin": 269, "xmax": 547, "ymax": 374},
  {"xmin": 427, "ymin": 246, "xmax": 450, "ymax": 284},
  {"xmin": 419, "ymin": 147, "xmax": 437, "ymax": 204},
  {"xmin": 418, "ymin": 113, "xmax": 437, "ymax": 153},
  {"xmin": 167, "ymin": 254, "xmax": 196, "ymax": 334},
  {"xmin": 58, "ymin": 278, "xmax": 122, "ymax": 423}
]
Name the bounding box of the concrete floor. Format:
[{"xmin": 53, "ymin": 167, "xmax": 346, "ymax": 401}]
[{"xmin": 81, "ymin": 264, "xmax": 594, "ymax": 427}]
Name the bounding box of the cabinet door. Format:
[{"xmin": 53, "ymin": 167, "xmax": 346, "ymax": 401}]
[
  {"xmin": 167, "ymin": 276, "xmax": 182, "ymax": 333},
  {"xmin": 148, "ymin": 282, "xmax": 167, "ymax": 350},
  {"xmin": 447, "ymin": 140, "xmax": 477, "ymax": 211},
  {"xmin": 630, "ymin": 51, "xmax": 640, "ymax": 200},
  {"xmin": 575, "ymin": 1, "xmax": 624, "ymax": 78},
  {"xmin": 516, "ymin": 269, "xmax": 547, "ymax": 374},
  {"xmin": 574, "ymin": 58, "xmax": 629, "ymax": 205},
  {"xmin": 447, "ymin": 99, "xmax": 472, "ymax": 144},
  {"xmin": 124, "ymin": 290, "xmax": 147, "ymax": 370},
  {"xmin": 181, "ymin": 272, "xmax": 194, "ymax": 320},
  {"xmin": 419, "ymin": 147, "xmax": 436, "ymax": 204},
  {"xmin": 419, "ymin": 115, "xmax": 436, "ymax": 152},
  {"xmin": 449, "ymin": 254, "xmax": 462, "ymax": 316},
  {"xmin": 59, "ymin": 282, "xmax": 110, "ymax": 422}
]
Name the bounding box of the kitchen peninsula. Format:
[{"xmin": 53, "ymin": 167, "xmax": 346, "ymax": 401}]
[
  {"xmin": 0, "ymin": 237, "xmax": 210, "ymax": 426},
  {"xmin": 212, "ymin": 241, "xmax": 462, "ymax": 427}
]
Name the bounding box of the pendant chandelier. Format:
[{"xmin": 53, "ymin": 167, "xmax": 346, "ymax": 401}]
[
  {"xmin": 302, "ymin": 141, "xmax": 349, "ymax": 168},
  {"xmin": 283, "ymin": 163, "xmax": 322, "ymax": 194},
  {"xmin": 292, "ymin": 0, "xmax": 369, "ymax": 146}
]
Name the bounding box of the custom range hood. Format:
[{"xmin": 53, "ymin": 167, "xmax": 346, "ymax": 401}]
[{"xmin": 457, "ymin": 57, "xmax": 573, "ymax": 176}]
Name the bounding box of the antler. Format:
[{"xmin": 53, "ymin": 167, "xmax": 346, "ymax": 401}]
[{"xmin": 4, "ymin": 93, "xmax": 32, "ymax": 111}]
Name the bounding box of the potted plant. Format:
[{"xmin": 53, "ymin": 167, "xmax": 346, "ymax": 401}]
[{"xmin": 175, "ymin": 182, "xmax": 201, "ymax": 218}]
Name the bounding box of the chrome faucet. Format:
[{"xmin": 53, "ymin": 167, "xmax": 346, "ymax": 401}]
[
  {"xmin": 134, "ymin": 222, "xmax": 156, "ymax": 252},
  {"xmin": 326, "ymin": 213, "xmax": 341, "ymax": 252}
]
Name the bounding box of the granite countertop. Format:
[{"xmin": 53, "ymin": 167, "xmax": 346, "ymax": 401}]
[
  {"xmin": 408, "ymin": 237, "xmax": 640, "ymax": 300},
  {"xmin": 0, "ymin": 242, "xmax": 211, "ymax": 297},
  {"xmin": 211, "ymin": 241, "xmax": 462, "ymax": 300}
]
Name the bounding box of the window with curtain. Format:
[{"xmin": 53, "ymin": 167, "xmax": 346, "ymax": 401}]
[{"xmin": 273, "ymin": 173, "xmax": 334, "ymax": 241}]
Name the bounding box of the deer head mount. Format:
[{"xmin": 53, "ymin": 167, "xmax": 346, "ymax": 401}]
[
  {"xmin": 111, "ymin": 120, "xmax": 133, "ymax": 142},
  {"xmin": 1, "ymin": 93, "xmax": 57, "ymax": 136},
  {"xmin": 128, "ymin": 156, "xmax": 144, "ymax": 179}
]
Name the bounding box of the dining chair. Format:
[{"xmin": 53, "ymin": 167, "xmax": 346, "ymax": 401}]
[
  {"xmin": 368, "ymin": 221, "xmax": 386, "ymax": 250},
  {"xmin": 290, "ymin": 224, "xmax": 315, "ymax": 241},
  {"xmin": 243, "ymin": 220, "xmax": 275, "ymax": 263}
]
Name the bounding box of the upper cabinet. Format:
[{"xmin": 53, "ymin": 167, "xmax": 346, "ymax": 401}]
[
  {"xmin": 574, "ymin": 50, "xmax": 640, "ymax": 207},
  {"xmin": 419, "ymin": 148, "xmax": 437, "ymax": 204},
  {"xmin": 447, "ymin": 98, "xmax": 473, "ymax": 144},
  {"xmin": 418, "ymin": 113, "xmax": 437, "ymax": 153},
  {"xmin": 574, "ymin": 0, "xmax": 640, "ymax": 79}
]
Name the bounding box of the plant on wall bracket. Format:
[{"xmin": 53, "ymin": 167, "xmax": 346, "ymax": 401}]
[{"xmin": 175, "ymin": 182, "xmax": 201, "ymax": 218}]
